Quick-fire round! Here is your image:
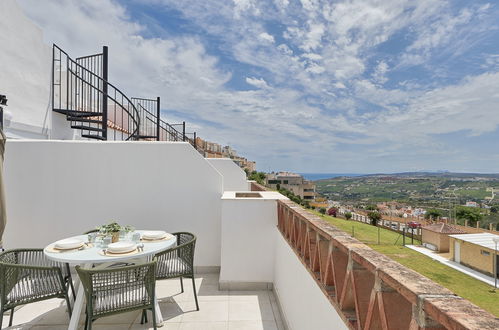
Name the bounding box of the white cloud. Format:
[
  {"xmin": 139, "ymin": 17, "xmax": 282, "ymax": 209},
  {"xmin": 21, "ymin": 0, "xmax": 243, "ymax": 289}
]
[
  {"xmin": 245, "ymin": 77, "xmax": 269, "ymax": 89},
  {"xmin": 13, "ymin": 0, "xmax": 499, "ymax": 172},
  {"xmin": 258, "ymin": 32, "xmax": 275, "ymax": 43},
  {"xmin": 372, "ymin": 61, "xmax": 389, "ymax": 85}
]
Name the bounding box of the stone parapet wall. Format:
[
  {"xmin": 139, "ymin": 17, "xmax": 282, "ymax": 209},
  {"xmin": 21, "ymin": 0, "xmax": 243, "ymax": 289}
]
[
  {"xmin": 277, "ymin": 199, "xmax": 499, "ymax": 330},
  {"xmin": 250, "ymin": 181, "xmax": 268, "ymax": 191}
]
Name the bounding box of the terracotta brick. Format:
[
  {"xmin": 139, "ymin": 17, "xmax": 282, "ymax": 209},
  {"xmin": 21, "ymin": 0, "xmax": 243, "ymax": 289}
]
[
  {"xmin": 377, "ymin": 262, "xmax": 453, "ymax": 305},
  {"xmin": 276, "ymin": 200, "xmax": 499, "ymax": 330},
  {"xmin": 423, "ymin": 296, "xmax": 499, "ymax": 330}
]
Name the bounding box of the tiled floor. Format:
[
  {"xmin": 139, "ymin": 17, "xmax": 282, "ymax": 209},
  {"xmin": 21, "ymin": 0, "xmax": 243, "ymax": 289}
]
[{"xmin": 1, "ymin": 273, "xmax": 285, "ymax": 330}]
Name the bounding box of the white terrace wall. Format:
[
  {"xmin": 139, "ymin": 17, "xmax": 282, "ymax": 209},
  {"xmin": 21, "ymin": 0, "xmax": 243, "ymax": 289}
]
[
  {"xmin": 220, "ymin": 191, "xmax": 285, "ymax": 287},
  {"xmin": 206, "ymin": 158, "xmax": 248, "ymax": 191},
  {"xmin": 3, "ymin": 140, "xmax": 223, "ymax": 266},
  {"xmin": 273, "ymin": 232, "xmax": 348, "ymax": 330},
  {"xmin": 0, "ymin": 0, "xmax": 51, "ymax": 139}
]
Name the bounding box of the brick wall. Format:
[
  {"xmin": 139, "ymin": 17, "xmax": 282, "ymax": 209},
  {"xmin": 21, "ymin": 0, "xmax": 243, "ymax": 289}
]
[{"xmin": 277, "ymin": 199, "xmax": 499, "ymax": 330}]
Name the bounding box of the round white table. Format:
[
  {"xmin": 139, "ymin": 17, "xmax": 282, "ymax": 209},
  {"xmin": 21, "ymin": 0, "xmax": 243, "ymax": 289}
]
[{"xmin": 44, "ymin": 230, "xmax": 176, "ymax": 329}]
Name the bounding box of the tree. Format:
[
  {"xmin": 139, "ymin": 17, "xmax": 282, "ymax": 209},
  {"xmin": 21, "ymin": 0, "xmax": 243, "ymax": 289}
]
[
  {"xmin": 327, "ymin": 207, "xmax": 338, "ymax": 217},
  {"xmin": 248, "ymin": 171, "xmax": 266, "ymax": 185},
  {"xmin": 367, "ymin": 211, "xmax": 381, "ymax": 226},
  {"xmin": 319, "ymin": 207, "xmax": 326, "ymax": 215},
  {"xmin": 456, "ymin": 206, "xmax": 483, "ymax": 227},
  {"xmin": 490, "ymin": 205, "xmax": 499, "ymax": 214},
  {"xmin": 365, "ymin": 204, "xmax": 377, "ymax": 211},
  {"xmin": 344, "ymin": 212, "xmax": 352, "ymax": 220},
  {"xmin": 425, "ymin": 209, "xmax": 443, "ymax": 221}
]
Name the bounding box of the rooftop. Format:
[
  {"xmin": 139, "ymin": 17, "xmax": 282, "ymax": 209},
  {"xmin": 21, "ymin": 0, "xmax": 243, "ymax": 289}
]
[
  {"xmin": 422, "ymin": 223, "xmax": 466, "ymax": 234},
  {"xmin": 449, "ymin": 232, "xmax": 499, "ymax": 250}
]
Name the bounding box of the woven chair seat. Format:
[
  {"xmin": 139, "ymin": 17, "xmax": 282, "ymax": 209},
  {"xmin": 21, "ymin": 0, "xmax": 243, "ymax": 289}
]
[
  {"xmin": 156, "ymin": 256, "xmax": 190, "ymax": 279},
  {"xmin": 94, "ymin": 287, "xmax": 151, "ymax": 315},
  {"xmin": 152, "ymin": 232, "xmax": 198, "ymax": 311},
  {"xmin": 76, "ymin": 262, "xmax": 157, "ymax": 330},
  {"xmin": 0, "ymin": 249, "xmax": 73, "ymax": 329},
  {"xmin": 6, "ymin": 274, "xmax": 65, "ymax": 305}
]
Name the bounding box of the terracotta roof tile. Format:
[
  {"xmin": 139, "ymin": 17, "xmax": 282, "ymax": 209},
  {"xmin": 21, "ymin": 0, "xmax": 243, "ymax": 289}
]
[{"xmin": 422, "ymin": 223, "xmax": 466, "ymax": 234}]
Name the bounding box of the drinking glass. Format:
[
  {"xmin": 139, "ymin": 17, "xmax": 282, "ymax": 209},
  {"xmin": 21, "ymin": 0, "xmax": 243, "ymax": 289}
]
[
  {"xmin": 87, "ymin": 232, "xmax": 97, "ymax": 244},
  {"xmin": 132, "ymin": 232, "xmax": 141, "ymax": 243},
  {"xmin": 102, "ymin": 236, "xmax": 111, "ymax": 248}
]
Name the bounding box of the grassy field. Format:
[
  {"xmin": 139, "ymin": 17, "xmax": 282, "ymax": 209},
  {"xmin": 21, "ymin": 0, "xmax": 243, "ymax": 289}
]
[{"xmin": 311, "ymin": 211, "xmax": 499, "ymax": 317}]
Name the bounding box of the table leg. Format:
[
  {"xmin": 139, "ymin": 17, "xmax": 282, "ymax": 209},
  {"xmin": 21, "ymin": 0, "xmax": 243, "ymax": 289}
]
[
  {"xmin": 154, "ymin": 293, "xmax": 164, "ymax": 327},
  {"xmin": 68, "ymin": 263, "xmax": 91, "ymax": 330}
]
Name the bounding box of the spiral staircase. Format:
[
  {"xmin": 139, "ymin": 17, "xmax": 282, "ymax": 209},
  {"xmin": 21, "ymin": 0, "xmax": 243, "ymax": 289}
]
[{"xmin": 52, "ymin": 44, "xmax": 196, "ymax": 146}]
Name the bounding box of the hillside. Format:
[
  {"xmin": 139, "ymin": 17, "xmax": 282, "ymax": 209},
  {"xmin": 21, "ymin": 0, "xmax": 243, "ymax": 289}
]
[{"xmin": 315, "ymin": 172, "xmax": 499, "ymax": 207}]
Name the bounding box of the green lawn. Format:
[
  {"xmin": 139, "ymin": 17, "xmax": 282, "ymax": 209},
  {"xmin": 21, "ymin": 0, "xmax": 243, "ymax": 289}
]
[{"xmin": 311, "ymin": 211, "xmax": 499, "ymax": 317}]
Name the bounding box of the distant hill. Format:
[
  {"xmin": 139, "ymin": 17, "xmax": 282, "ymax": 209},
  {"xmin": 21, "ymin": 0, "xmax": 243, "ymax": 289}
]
[
  {"xmin": 315, "ymin": 172, "xmax": 499, "ymax": 181},
  {"xmin": 314, "ymin": 172, "xmax": 499, "ymax": 208}
]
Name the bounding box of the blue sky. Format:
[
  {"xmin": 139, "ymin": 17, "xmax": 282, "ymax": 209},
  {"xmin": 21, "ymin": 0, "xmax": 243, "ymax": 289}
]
[{"xmin": 19, "ymin": 0, "xmax": 499, "ymax": 173}]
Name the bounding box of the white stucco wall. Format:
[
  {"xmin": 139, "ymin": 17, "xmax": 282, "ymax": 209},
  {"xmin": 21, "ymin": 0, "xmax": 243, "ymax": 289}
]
[
  {"xmin": 206, "ymin": 158, "xmax": 248, "ymax": 191},
  {"xmin": 3, "ymin": 140, "xmax": 223, "ymax": 266},
  {"xmin": 274, "ymin": 231, "xmax": 347, "ymax": 330},
  {"xmin": 0, "ymin": 0, "xmax": 52, "ymax": 138},
  {"xmin": 219, "ymin": 191, "xmax": 286, "ymax": 284}
]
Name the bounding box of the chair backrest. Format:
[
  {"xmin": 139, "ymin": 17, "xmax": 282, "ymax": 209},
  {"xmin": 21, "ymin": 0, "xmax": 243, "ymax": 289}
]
[
  {"xmin": 154, "ymin": 232, "xmax": 196, "ymax": 279},
  {"xmin": 83, "ymin": 229, "xmax": 99, "ymax": 234},
  {"xmin": 76, "ymin": 261, "xmax": 156, "ymax": 318},
  {"xmin": 0, "ymin": 249, "xmax": 66, "ymax": 308}
]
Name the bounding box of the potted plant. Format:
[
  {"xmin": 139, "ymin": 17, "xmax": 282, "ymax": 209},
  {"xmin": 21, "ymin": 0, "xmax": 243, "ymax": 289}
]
[{"xmin": 96, "ymin": 222, "xmax": 134, "ymax": 243}]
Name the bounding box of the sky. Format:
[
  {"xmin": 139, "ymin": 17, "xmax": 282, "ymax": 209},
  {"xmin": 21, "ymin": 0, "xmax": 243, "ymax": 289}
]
[{"xmin": 17, "ymin": 0, "xmax": 499, "ymax": 173}]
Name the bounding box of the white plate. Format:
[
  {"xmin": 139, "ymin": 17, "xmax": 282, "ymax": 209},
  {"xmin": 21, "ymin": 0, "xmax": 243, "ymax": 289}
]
[
  {"xmin": 54, "ymin": 238, "xmax": 84, "ymax": 250},
  {"xmin": 107, "ymin": 241, "xmax": 136, "ymax": 253},
  {"xmin": 142, "ymin": 230, "xmax": 167, "ymax": 240}
]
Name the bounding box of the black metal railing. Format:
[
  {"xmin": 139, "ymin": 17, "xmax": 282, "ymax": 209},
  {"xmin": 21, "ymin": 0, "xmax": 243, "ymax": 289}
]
[
  {"xmin": 132, "ymin": 98, "xmax": 197, "ymax": 145},
  {"xmin": 131, "ymin": 97, "xmax": 160, "ymax": 140},
  {"xmin": 0, "ymin": 94, "xmax": 7, "ymax": 131},
  {"xmin": 52, "ymin": 44, "xmax": 140, "ymax": 141},
  {"xmin": 52, "ymin": 44, "xmax": 200, "ymax": 148}
]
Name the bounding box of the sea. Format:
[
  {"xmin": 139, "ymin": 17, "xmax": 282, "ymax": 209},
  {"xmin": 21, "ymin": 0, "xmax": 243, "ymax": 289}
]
[{"xmin": 298, "ymin": 173, "xmax": 365, "ymax": 181}]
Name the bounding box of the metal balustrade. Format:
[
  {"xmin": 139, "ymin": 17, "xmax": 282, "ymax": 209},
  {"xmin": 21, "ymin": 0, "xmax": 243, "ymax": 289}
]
[{"xmin": 52, "ymin": 44, "xmax": 197, "ymax": 147}]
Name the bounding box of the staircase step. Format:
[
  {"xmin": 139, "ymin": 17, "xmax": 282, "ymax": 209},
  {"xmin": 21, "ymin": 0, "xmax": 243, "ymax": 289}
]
[
  {"xmin": 67, "ymin": 117, "xmax": 103, "ymax": 124},
  {"xmin": 138, "ymin": 135, "xmax": 158, "ymax": 139},
  {"xmin": 71, "ymin": 125, "xmax": 105, "ymax": 132},
  {"xmin": 81, "ymin": 134, "xmax": 106, "ymax": 140},
  {"xmin": 54, "ymin": 109, "xmax": 102, "ymax": 117}
]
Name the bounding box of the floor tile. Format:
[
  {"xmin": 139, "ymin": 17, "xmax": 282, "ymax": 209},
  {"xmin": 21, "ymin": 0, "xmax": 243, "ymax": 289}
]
[
  {"xmin": 1, "ymin": 273, "xmax": 285, "ymax": 330},
  {"xmin": 228, "ymin": 301, "xmax": 274, "ymax": 322},
  {"xmin": 94, "ymin": 310, "xmax": 140, "ymax": 324},
  {"xmin": 228, "ymin": 320, "xmax": 278, "ymax": 330},
  {"xmin": 179, "ymin": 321, "xmax": 228, "ymax": 330},
  {"xmin": 228, "ymin": 291, "xmax": 271, "ymax": 304},
  {"xmin": 181, "ymin": 301, "xmax": 229, "ymax": 322},
  {"xmin": 130, "ymin": 321, "xmax": 181, "ymax": 330}
]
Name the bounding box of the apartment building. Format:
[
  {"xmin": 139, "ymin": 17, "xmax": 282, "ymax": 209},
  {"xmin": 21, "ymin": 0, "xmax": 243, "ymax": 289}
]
[
  {"xmin": 195, "ymin": 137, "xmax": 257, "ymax": 172},
  {"xmin": 266, "ymin": 172, "xmax": 316, "ymax": 201}
]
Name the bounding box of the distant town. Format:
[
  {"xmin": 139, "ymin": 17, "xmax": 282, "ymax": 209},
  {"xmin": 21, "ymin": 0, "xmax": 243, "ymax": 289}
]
[
  {"xmin": 195, "ymin": 136, "xmax": 256, "ymax": 173},
  {"xmin": 248, "ymin": 170, "xmax": 499, "ymax": 303}
]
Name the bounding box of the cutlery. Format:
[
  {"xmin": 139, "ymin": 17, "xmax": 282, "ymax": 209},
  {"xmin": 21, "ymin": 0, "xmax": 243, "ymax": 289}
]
[{"xmin": 137, "ymin": 243, "xmax": 144, "ymax": 252}]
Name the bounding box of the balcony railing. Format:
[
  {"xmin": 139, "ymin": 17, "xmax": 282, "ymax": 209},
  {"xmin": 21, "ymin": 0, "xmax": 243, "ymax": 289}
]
[{"xmin": 277, "ymin": 199, "xmax": 499, "ymax": 330}]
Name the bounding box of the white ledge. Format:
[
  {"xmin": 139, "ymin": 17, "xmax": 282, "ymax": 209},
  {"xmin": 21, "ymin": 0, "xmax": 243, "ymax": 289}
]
[{"xmin": 221, "ymin": 191, "xmax": 287, "ymax": 200}]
